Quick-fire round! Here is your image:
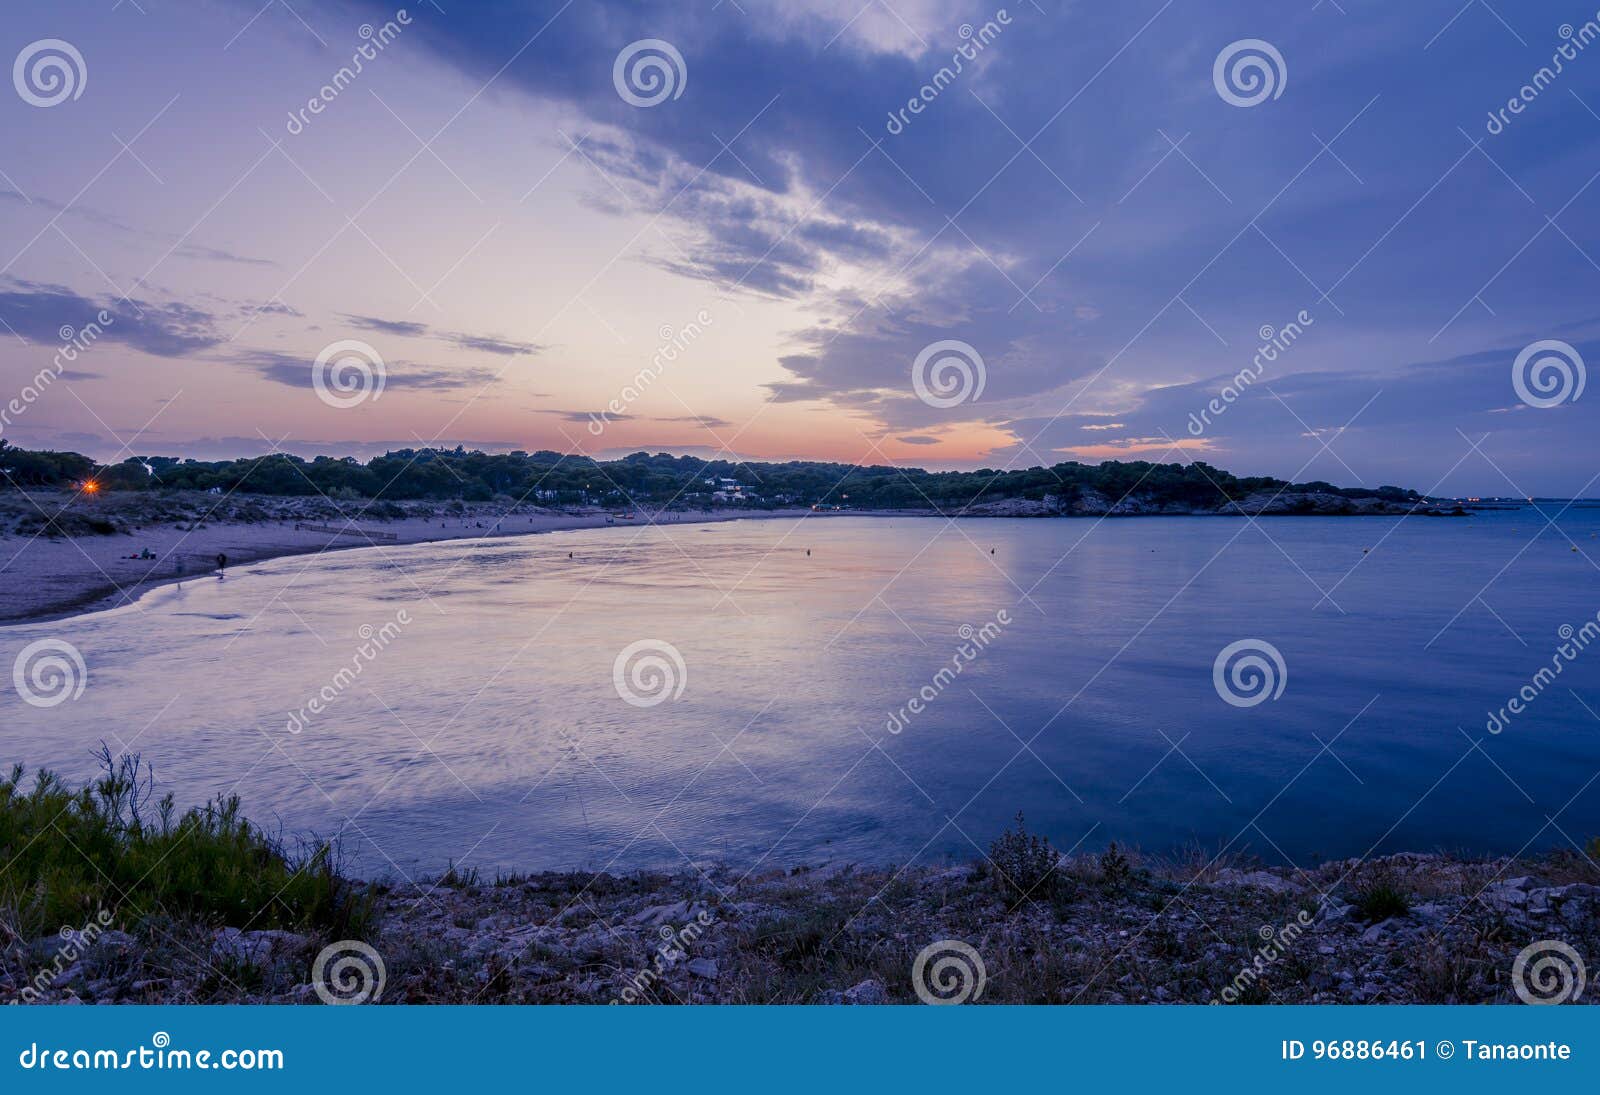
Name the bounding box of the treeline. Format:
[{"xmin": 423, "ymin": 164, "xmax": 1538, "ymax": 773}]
[{"xmin": 0, "ymin": 440, "xmax": 1423, "ymax": 509}]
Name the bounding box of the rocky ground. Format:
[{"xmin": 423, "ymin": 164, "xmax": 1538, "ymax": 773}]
[{"xmin": 5, "ymin": 850, "xmax": 1595, "ymax": 1005}]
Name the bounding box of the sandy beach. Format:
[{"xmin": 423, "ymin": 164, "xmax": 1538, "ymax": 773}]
[{"xmin": 0, "ymin": 492, "xmax": 837, "ymax": 626}]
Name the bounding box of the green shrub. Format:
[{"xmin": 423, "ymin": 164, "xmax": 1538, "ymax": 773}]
[
  {"xmin": 0, "ymin": 748, "xmax": 369, "ymax": 940},
  {"xmin": 987, "ymin": 812, "xmax": 1059, "ymax": 900}
]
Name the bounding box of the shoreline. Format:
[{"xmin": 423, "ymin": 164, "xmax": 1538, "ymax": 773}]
[
  {"xmin": 0, "ymin": 504, "xmax": 851, "ymax": 628},
  {"xmin": 0, "ymin": 489, "xmax": 1475, "ymax": 628}
]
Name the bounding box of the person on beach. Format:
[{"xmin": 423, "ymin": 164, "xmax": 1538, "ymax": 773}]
[{"xmin": 216, "ymin": 552, "xmax": 228, "ymax": 579}]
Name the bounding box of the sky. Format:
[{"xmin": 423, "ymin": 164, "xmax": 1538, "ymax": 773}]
[{"xmin": 2, "ymin": 0, "xmax": 1599, "ymax": 494}]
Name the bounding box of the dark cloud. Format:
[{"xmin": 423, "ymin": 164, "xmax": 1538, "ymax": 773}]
[
  {"xmin": 334, "ymin": 0, "xmax": 1600, "ymax": 496},
  {"xmin": 897, "ymin": 434, "xmax": 940, "ymax": 445},
  {"xmin": 235, "ymin": 350, "xmax": 503, "ymax": 392},
  {"xmin": 335, "ymin": 313, "xmax": 543, "ymax": 357},
  {"xmin": 0, "ymin": 280, "xmax": 221, "ymax": 356}
]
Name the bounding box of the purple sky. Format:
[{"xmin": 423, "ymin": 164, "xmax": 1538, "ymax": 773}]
[{"xmin": 2, "ymin": 0, "xmax": 1599, "ymax": 494}]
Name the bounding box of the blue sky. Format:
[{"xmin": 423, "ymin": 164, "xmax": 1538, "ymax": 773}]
[{"xmin": 2, "ymin": 0, "xmax": 1599, "ymax": 494}]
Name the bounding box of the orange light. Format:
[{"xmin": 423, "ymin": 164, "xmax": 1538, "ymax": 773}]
[{"xmin": 81, "ymin": 480, "xmax": 99, "ymax": 494}]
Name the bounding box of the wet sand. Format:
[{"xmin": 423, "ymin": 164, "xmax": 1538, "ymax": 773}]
[{"xmin": 0, "ymin": 505, "xmax": 847, "ymax": 626}]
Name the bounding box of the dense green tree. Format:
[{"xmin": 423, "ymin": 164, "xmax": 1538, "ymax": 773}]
[{"xmin": 0, "ymin": 441, "xmax": 1424, "ymax": 509}]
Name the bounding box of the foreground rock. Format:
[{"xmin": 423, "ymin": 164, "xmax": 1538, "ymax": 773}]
[{"xmin": 3, "ymin": 852, "xmax": 1595, "ymax": 1004}]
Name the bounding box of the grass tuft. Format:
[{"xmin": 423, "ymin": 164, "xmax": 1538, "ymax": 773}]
[{"xmin": 1350, "ymin": 874, "xmax": 1411, "ymax": 922}]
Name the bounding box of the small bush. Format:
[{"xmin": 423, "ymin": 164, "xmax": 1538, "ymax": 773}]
[
  {"xmin": 1350, "ymin": 875, "xmax": 1411, "ymax": 922},
  {"xmin": 0, "ymin": 748, "xmax": 369, "ymax": 941},
  {"xmin": 1099, "ymin": 842, "xmax": 1133, "ymax": 889},
  {"xmin": 987, "ymin": 812, "xmax": 1059, "ymax": 900}
]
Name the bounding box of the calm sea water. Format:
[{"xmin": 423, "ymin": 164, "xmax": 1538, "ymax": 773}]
[{"xmin": 6, "ymin": 510, "xmax": 1600, "ymax": 878}]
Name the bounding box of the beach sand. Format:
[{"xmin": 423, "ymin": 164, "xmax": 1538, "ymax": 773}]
[{"xmin": 0, "ymin": 499, "xmax": 836, "ymax": 626}]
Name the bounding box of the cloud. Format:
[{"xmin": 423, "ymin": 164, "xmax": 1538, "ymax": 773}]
[
  {"xmin": 235, "ymin": 350, "xmax": 504, "ymax": 392},
  {"xmin": 897, "ymin": 434, "xmax": 940, "ymax": 445},
  {"xmin": 0, "ymin": 280, "xmax": 222, "ymax": 356},
  {"xmin": 246, "ymin": 301, "xmax": 302, "ymax": 318},
  {"xmin": 654, "ymin": 414, "xmax": 734, "ymax": 429},
  {"xmin": 341, "ymin": 313, "xmax": 429, "ymax": 338},
  {"xmin": 543, "ymin": 409, "xmax": 635, "ymax": 424},
  {"xmin": 0, "ymin": 189, "xmax": 274, "ymax": 267},
  {"xmin": 336, "ymin": 313, "xmax": 543, "ymax": 357},
  {"xmin": 442, "ymin": 331, "xmax": 544, "ymax": 356}
]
